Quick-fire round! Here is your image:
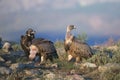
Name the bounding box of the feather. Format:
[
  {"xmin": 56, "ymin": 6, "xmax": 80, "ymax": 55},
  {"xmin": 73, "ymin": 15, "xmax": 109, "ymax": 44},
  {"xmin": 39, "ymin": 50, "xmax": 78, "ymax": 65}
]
[{"xmin": 64, "ymin": 25, "xmax": 93, "ymax": 62}]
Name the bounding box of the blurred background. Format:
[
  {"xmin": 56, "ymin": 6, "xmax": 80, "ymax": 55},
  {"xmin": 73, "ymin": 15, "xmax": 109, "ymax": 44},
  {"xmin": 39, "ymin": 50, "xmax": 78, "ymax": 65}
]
[{"xmin": 0, "ymin": 0, "xmax": 120, "ymax": 45}]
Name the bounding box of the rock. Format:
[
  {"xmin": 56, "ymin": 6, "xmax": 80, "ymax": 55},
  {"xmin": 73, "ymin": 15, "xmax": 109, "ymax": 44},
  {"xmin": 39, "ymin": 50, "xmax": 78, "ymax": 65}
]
[
  {"xmin": 0, "ymin": 56, "xmax": 5, "ymax": 62},
  {"xmin": 10, "ymin": 62, "xmax": 35, "ymax": 70},
  {"xmin": 32, "ymin": 78, "xmax": 41, "ymax": 80},
  {"xmin": 5, "ymin": 60, "xmax": 12, "ymax": 66},
  {"xmin": 10, "ymin": 63, "xmax": 19, "ymax": 70},
  {"xmin": 51, "ymin": 63, "xmax": 58, "ymax": 68},
  {"xmin": 25, "ymin": 69, "xmax": 43, "ymax": 76},
  {"xmin": 6, "ymin": 60, "xmax": 12, "ymax": 64},
  {"xmin": 24, "ymin": 62, "xmax": 35, "ymax": 69},
  {"xmin": 81, "ymin": 62, "xmax": 97, "ymax": 68},
  {"xmin": 44, "ymin": 72, "xmax": 55, "ymax": 80},
  {"xmin": 70, "ymin": 69, "xmax": 76, "ymax": 74},
  {"xmin": 0, "ymin": 67, "xmax": 12, "ymax": 75},
  {"xmin": 2, "ymin": 42, "xmax": 12, "ymax": 53},
  {"xmin": 10, "ymin": 63, "xmax": 25, "ymax": 70},
  {"xmin": 65, "ymin": 74, "xmax": 85, "ymax": 80}
]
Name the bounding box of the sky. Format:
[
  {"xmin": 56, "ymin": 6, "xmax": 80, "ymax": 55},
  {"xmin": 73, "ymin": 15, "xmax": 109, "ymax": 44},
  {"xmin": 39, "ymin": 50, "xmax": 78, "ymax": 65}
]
[{"xmin": 0, "ymin": 0, "xmax": 120, "ymax": 45}]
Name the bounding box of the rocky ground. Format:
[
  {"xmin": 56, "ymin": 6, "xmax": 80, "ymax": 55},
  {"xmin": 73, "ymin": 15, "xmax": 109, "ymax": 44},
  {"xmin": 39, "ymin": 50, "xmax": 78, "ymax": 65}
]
[{"xmin": 0, "ymin": 43, "xmax": 120, "ymax": 80}]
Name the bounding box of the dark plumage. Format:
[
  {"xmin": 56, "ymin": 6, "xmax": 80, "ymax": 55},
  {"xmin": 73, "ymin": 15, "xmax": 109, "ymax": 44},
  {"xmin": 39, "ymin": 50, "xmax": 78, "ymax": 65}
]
[
  {"xmin": 20, "ymin": 28, "xmax": 35, "ymax": 57},
  {"xmin": 64, "ymin": 25, "xmax": 93, "ymax": 62},
  {"xmin": 29, "ymin": 38, "xmax": 59, "ymax": 64}
]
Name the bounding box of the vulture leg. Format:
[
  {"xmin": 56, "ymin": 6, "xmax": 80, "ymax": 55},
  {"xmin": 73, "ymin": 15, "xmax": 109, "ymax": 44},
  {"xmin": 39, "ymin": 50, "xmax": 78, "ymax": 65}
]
[
  {"xmin": 47, "ymin": 54, "xmax": 53, "ymax": 63},
  {"xmin": 41, "ymin": 53, "xmax": 54, "ymax": 63},
  {"xmin": 76, "ymin": 56, "xmax": 81, "ymax": 63},
  {"xmin": 68, "ymin": 54, "xmax": 73, "ymax": 61},
  {"xmin": 40, "ymin": 54, "xmax": 46, "ymax": 64}
]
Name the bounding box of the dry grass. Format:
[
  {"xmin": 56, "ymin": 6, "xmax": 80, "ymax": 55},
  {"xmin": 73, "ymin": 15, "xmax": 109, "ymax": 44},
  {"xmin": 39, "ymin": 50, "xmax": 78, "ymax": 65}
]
[{"xmin": 1, "ymin": 40, "xmax": 120, "ymax": 80}]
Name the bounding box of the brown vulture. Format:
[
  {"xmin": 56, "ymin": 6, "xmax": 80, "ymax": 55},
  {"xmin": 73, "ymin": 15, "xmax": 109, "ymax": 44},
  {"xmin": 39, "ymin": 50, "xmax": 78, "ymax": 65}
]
[
  {"xmin": 64, "ymin": 25, "xmax": 93, "ymax": 63},
  {"xmin": 29, "ymin": 38, "xmax": 59, "ymax": 64}
]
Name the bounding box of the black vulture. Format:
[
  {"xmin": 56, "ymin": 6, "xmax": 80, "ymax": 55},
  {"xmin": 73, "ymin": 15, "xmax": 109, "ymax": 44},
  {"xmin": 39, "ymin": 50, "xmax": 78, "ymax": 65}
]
[{"xmin": 29, "ymin": 38, "xmax": 59, "ymax": 64}]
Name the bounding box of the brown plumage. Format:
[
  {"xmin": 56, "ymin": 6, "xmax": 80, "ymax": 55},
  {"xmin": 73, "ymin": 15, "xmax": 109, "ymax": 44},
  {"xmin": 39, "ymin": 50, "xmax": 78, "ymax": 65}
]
[
  {"xmin": 64, "ymin": 25, "xmax": 93, "ymax": 62},
  {"xmin": 20, "ymin": 28, "xmax": 35, "ymax": 57},
  {"xmin": 29, "ymin": 38, "xmax": 59, "ymax": 64}
]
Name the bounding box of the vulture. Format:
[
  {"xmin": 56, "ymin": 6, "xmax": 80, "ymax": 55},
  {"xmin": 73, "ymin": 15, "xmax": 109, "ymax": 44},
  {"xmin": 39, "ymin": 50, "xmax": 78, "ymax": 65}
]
[
  {"xmin": 20, "ymin": 28, "xmax": 36, "ymax": 57},
  {"xmin": 29, "ymin": 38, "xmax": 59, "ymax": 64},
  {"xmin": 64, "ymin": 25, "xmax": 93, "ymax": 63}
]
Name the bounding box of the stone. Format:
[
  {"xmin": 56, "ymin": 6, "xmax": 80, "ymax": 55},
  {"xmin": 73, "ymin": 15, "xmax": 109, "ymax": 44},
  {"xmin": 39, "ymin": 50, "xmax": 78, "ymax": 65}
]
[
  {"xmin": 70, "ymin": 69, "xmax": 76, "ymax": 74},
  {"xmin": 44, "ymin": 72, "xmax": 55, "ymax": 80},
  {"xmin": 5, "ymin": 60, "xmax": 12, "ymax": 66},
  {"xmin": 2, "ymin": 42, "xmax": 12, "ymax": 53},
  {"xmin": 51, "ymin": 63, "xmax": 58, "ymax": 68},
  {"xmin": 65, "ymin": 74, "xmax": 85, "ymax": 80},
  {"xmin": 0, "ymin": 67, "xmax": 12, "ymax": 75},
  {"xmin": 24, "ymin": 62, "xmax": 35, "ymax": 69},
  {"xmin": 0, "ymin": 56, "xmax": 5, "ymax": 62},
  {"xmin": 10, "ymin": 63, "xmax": 22, "ymax": 70},
  {"xmin": 81, "ymin": 62, "xmax": 97, "ymax": 68},
  {"xmin": 10, "ymin": 62, "xmax": 35, "ymax": 70},
  {"xmin": 25, "ymin": 69, "xmax": 43, "ymax": 76}
]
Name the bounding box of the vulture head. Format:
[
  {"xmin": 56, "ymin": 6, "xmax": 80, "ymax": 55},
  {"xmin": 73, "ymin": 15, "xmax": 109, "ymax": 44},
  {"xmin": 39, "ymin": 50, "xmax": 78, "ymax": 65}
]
[
  {"xmin": 26, "ymin": 28, "xmax": 36, "ymax": 40},
  {"xmin": 66, "ymin": 25, "xmax": 76, "ymax": 32}
]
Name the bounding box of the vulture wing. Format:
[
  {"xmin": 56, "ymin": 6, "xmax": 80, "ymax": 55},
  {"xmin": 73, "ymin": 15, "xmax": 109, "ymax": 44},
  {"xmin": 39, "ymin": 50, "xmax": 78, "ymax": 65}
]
[
  {"xmin": 70, "ymin": 40, "xmax": 93, "ymax": 58},
  {"xmin": 32, "ymin": 38, "xmax": 58, "ymax": 58}
]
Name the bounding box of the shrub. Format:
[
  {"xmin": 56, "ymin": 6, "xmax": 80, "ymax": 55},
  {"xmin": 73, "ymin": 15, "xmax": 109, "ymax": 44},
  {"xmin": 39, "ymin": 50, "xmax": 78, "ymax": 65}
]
[
  {"xmin": 54, "ymin": 40, "xmax": 64, "ymax": 48},
  {"xmin": 12, "ymin": 44, "xmax": 22, "ymax": 51},
  {"xmin": 77, "ymin": 32, "xmax": 88, "ymax": 42},
  {"xmin": 87, "ymin": 51, "xmax": 111, "ymax": 66},
  {"xmin": 100, "ymin": 65, "xmax": 120, "ymax": 80},
  {"xmin": 110, "ymin": 50, "xmax": 120, "ymax": 64},
  {"xmin": 116, "ymin": 40, "xmax": 120, "ymax": 47}
]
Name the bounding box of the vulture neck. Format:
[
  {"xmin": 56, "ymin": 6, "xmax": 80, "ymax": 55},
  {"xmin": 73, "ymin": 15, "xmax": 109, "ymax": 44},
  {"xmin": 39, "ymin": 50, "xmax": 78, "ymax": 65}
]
[{"xmin": 65, "ymin": 29, "xmax": 74, "ymax": 44}]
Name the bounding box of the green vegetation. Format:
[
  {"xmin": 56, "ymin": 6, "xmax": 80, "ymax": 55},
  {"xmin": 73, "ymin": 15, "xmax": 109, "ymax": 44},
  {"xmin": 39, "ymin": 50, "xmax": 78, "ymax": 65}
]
[
  {"xmin": 100, "ymin": 65, "xmax": 120, "ymax": 80},
  {"xmin": 12, "ymin": 44, "xmax": 22, "ymax": 51},
  {"xmin": 110, "ymin": 51, "xmax": 120, "ymax": 64},
  {"xmin": 86, "ymin": 51, "xmax": 111, "ymax": 66},
  {"xmin": 77, "ymin": 32, "xmax": 88, "ymax": 42},
  {"xmin": 1, "ymin": 36, "xmax": 120, "ymax": 80},
  {"xmin": 54, "ymin": 39, "xmax": 120, "ymax": 80},
  {"xmin": 54, "ymin": 40, "xmax": 64, "ymax": 48}
]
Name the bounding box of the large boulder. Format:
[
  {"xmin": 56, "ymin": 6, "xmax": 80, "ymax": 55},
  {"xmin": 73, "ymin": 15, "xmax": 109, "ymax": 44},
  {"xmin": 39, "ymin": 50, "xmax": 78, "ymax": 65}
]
[{"xmin": 2, "ymin": 42, "xmax": 13, "ymax": 53}]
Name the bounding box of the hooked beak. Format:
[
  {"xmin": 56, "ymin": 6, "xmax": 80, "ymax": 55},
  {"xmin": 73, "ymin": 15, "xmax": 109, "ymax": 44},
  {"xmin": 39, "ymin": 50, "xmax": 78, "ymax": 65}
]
[
  {"xmin": 27, "ymin": 31, "xmax": 36, "ymax": 37},
  {"xmin": 31, "ymin": 31, "xmax": 36, "ymax": 34}
]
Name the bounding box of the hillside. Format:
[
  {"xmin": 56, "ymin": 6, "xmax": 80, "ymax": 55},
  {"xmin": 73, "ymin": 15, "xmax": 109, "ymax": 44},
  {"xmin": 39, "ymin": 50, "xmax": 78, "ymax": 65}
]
[{"xmin": 0, "ymin": 40, "xmax": 120, "ymax": 80}]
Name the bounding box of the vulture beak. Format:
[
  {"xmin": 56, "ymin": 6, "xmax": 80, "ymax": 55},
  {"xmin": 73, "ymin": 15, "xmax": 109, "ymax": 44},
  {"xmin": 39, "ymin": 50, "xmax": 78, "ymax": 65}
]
[
  {"xmin": 27, "ymin": 31, "xmax": 36, "ymax": 36},
  {"xmin": 31, "ymin": 31, "xmax": 36, "ymax": 34}
]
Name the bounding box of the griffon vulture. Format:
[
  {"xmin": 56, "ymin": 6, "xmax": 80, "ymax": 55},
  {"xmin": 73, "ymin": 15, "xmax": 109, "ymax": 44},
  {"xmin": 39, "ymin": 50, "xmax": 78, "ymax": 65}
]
[{"xmin": 64, "ymin": 25, "xmax": 93, "ymax": 63}]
